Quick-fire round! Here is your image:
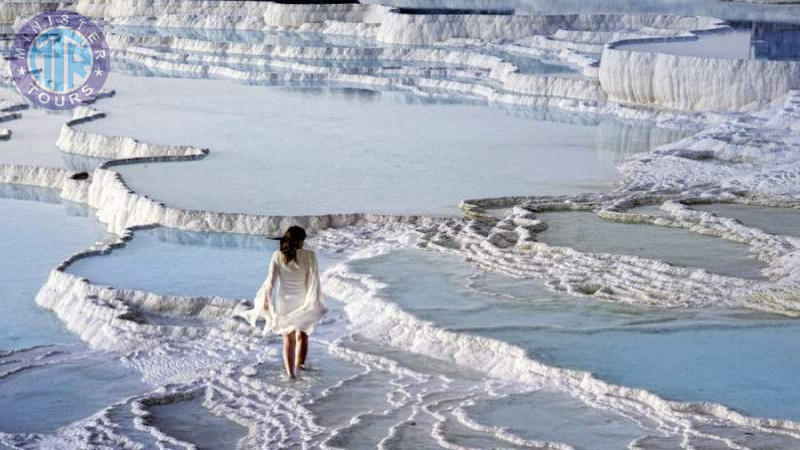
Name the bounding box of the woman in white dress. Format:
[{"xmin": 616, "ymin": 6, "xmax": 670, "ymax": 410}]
[{"xmin": 252, "ymin": 226, "xmax": 327, "ymax": 379}]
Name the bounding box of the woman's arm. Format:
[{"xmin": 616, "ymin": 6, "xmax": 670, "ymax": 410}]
[{"xmin": 257, "ymin": 252, "xmax": 279, "ymax": 312}]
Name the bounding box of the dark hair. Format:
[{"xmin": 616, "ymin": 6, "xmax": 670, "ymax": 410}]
[{"xmin": 280, "ymin": 226, "xmax": 306, "ymax": 264}]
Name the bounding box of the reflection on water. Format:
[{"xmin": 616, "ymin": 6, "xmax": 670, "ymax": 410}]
[
  {"xmin": 99, "ymin": 15, "xmax": 692, "ymax": 217},
  {"xmin": 493, "ymin": 50, "xmax": 580, "ymax": 77},
  {"xmin": 61, "ymin": 151, "xmax": 110, "ymax": 172},
  {"xmin": 749, "ymin": 21, "xmax": 800, "ymax": 60},
  {"xmin": 146, "ymin": 226, "xmax": 279, "ymax": 250},
  {"xmin": 0, "ymin": 183, "xmax": 62, "ymax": 204},
  {"xmin": 595, "ymin": 120, "xmax": 690, "ymax": 164},
  {"xmin": 79, "ymin": 71, "xmax": 683, "ymax": 217},
  {"xmin": 0, "ymin": 186, "xmax": 143, "ymax": 435}
]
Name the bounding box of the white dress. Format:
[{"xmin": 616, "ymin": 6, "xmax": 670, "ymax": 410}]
[{"xmin": 243, "ymin": 248, "xmax": 327, "ymax": 335}]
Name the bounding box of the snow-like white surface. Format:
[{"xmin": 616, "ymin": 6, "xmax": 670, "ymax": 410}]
[
  {"xmin": 324, "ymin": 243, "xmax": 800, "ymax": 447},
  {"xmin": 2, "ymin": 1, "xmax": 800, "ymax": 448},
  {"xmin": 599, "ymin": 45, "xmax": 800, "ymax": 111},
  {"xmin": 620, "ymin": 90, "xmax": 800, "ymax": 199},
  {"xmin": 0, "ymin": 1, "xmax": 67, "ymax": 24},
  {"xmin": 376, "ymin": 12, "xmax": 723, "ymax": 44}
]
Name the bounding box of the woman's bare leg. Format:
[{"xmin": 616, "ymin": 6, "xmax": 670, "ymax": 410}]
[
  {"xmin": 295, "ymin": 331, "xmax": 308, "ymax": 369},
  {"xmin": 282, "ymin": 333, "xmax": 296, "ymax": 379}
]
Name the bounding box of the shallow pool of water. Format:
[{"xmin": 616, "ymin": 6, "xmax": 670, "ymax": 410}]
[
  {"xmin": 693, "ymin": 203, "xmax": 800, "ymax": 237},
  {"xmin": 465, "ymin": 389, "xmax": 648, "ymax": 450},
  {"xmin": 0, "ymin": 185, "xmax": 108, "ymax": 349},
  {"xmin": 0, "ymin": 186, "xmax": 144, "ymax": 434},
  {"xmin": 492, "ymin": 50, "xmax": 580, "ymax": 77},
  {"xmin": 148, "ymin": 396, "xmax": 248, "ymax": 449},
  {"xmin": 535, "ymin": 211, "xmax": 764, "ymax": 278},
  {"xmin": 0, "ymin": 350, "xmax": 145, "ymax": 434},
  {"xmin": 0, "ymin": 92, "xmax": 72, "ymax": 169},
  {"xmin": 78, "ymin": 73, "xmax": 672, "ymax": 216},
  {"xmin": 618, "ymin": 23, "xmax": 800, "ymax": 61},
  {"xmin": 67, "ymin": 227, "xmax": 279, "ymax": 299},
  {"xmin": 62, "ymin": 224, "xmax": 658, "ymax": 446},
  {"xmin": 352, "ymin": 248, "xmax": 800, "ymax": 421},
  {"xmin": 616, "ymin": 30, "xmax": 753, "ymax": 59}
]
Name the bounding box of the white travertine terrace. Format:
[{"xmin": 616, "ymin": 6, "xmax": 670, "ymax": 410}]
[
  {"xmin": 324, "ymin": 247, "xmax": 800, "ymax": 449},
  {"xmin": 600, "ymin": 42, "xmax": 800, "ymax": 111},
  {"xmin": 0, "ymin": 1, "xmax": 70, "ymax": 24},
  {"xmin": 75, "ymin": 0, "xmax": 800, "ymax": 112},
  {"xmin": 0, "ymin": 0, "xmax": 796, "ymax": 318},
  {"xmin": 2, "ymin": 0, "xmax": 800, "ymax": 447},
  {"xmin": 0, "ymin": 0, "xmax": 796, "ymax": 321},
  {"xmin": 0, "ymin": 164, "xmax": 75, "ymax": 191},
  {"xmin": 83, "ymin": 166, "xmax": 439, "ymax": 236},
  {"xmin": 106, "ymin": 33, "xmax": 607, "ymax": 105},
  {"xmin": 86, "ymin": 0, "xmax": 800, "ymax": 113},
  {"xmin": 375, "ymin": 12, "xmax": 723, "ymax": 44}
]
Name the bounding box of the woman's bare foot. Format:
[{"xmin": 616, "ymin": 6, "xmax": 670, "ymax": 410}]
[{"xmin": 295, "ymin": 364, "xmax": 307, "ymax": 371}]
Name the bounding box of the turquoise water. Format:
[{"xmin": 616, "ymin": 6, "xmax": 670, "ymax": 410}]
[
  {"xmin": 352, "ymin": 248, "xmax": 800, "ymax": 421},
  {"xmin": 4, "ymin": 3, "xmax": 800, "ymax": 445},
  {"xmin": 0, "ymin": 186, "xmax": 144, "ymax": 434},
  {"xmin": 0, "ymin": 185, "xmax": 108, "ymax": 349},
  {"xmin": 62, "ymin": 226, "xmax": 654, "ymax": 447},
  {"xmin": 65, "ymin": 223, "xmax": 800, "ymax": 421}
]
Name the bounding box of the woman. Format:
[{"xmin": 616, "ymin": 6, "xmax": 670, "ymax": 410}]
[{"xmin": 248, "ymin": 226, "xmax": 327, "ymax": 379}]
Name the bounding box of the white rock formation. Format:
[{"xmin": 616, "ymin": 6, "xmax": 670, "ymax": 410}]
[{"xmin": 600, "ymin": 43, "xmax": 800, "ymax": 111}]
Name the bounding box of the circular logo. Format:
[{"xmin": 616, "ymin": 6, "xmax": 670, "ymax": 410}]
[{"xmin": 10, "ymin": 10, "xmax": 110, "ymax": 110}]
